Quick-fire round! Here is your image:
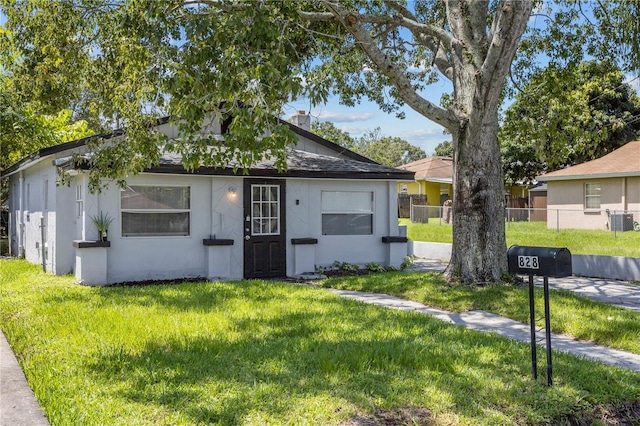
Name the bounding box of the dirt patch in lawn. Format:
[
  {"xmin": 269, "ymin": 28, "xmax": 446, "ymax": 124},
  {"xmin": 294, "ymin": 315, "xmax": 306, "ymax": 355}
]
[
  {"xmin": 323, "ymin": 269, "xmax": 378, "ymax": 278},
  {"xmin": 343, "ymin": 407, "xmax": 435, "ymax": 425},
  {"xmin": 341, "ymin": 402, "xmax": 640, "ymax": 425},
  {"xmin": 555, "ymin": 401, "xmax": 640, "ymax": 426},
  {"xmin": 107, "ymin": 277, "xmax": 207, "ymax": 287}
]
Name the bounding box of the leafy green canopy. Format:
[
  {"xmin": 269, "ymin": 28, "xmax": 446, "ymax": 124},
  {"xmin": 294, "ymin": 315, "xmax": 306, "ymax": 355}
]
[
  {"xmin": 433, "ymin": 140, "xmax": 453, "ymax": 157},
  {"xmin": 0, "ymin": 74, "xmax": 93, "ymax": 202},
  {"xmin": 500, "ymin": 60, "xmax": 640, "ymax": 184},
  {"xmin": 1, "ymin": 1, "xmax": 321, "ymax": 190}
]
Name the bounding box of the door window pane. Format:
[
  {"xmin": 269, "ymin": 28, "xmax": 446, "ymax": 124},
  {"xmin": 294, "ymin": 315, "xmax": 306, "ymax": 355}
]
[{"xmin": 251, "ymin": 184, "xmax": 280, "ymax": 235}]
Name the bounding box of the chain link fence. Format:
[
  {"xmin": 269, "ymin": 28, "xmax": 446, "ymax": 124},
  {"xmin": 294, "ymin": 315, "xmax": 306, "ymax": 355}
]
[{"xmin": 411, "ymin": 205, "xmax": 640, "ymax": 235}]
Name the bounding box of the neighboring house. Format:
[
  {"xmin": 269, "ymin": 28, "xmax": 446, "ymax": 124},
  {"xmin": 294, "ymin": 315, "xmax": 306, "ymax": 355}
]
[
  {"xmin": 3, "ymin": 113, "xmax": 413, "ymax": 285},
  {"xmin": 397, "ymin": 155, "xmax": 529, "ymax": 215},
  {"xmin": 397, "ymin": 156, "xmax": 454, "ymax": 208},
  {"xmin": 537, "ymin": 141, "xmax": 640, "ymax": 231}
]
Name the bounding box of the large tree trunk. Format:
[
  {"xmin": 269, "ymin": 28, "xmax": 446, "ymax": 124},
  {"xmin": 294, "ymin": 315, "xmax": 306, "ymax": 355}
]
[
  {"xmin": 439, "ymin": 1, "xmax": 531, "ymax": 284},
  {"xmin": 446, "ymin": 108, "xmax": 507, "ymax": 283}
]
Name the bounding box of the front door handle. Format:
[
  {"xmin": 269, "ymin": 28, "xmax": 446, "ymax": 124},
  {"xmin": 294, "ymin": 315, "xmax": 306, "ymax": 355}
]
[{"xmin": 245, "ymin": 235, "xmax": 250, "ymax": 240}]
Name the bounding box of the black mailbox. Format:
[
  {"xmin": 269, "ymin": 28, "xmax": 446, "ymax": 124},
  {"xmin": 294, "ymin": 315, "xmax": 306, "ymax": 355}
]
[{"xmin": 507, "ymin": 245, "xmax": 572, "ymax": 278}]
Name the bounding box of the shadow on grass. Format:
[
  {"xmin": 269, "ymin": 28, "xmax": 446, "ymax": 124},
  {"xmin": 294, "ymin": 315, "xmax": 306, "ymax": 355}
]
[
  {"xmin": 323, "ymin": 272, "xmax": 640, "ymax": 354},
  {"xmin": 83, "ymin": 288, "xmax": 640, "ymax": 424}
]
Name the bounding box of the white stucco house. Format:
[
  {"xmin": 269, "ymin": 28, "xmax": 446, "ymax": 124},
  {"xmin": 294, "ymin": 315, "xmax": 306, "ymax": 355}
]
[
  {"xmin": 3, "ymin": 113, "xmax": 413, "ymax": 285},
  {"xmin": 537, "ymin": 141, "xmax": 640, "ymax": 231}
]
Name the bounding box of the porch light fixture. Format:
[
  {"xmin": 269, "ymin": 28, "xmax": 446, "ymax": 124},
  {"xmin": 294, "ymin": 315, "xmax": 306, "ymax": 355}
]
[{"xmin": 228, "ymin": 186, "xmax": 237, "ymax": 197}]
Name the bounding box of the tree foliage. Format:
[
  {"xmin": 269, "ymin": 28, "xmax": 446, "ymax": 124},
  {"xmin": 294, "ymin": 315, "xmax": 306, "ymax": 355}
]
[
  {"xmin": 310, "ymin": 121, "xmax": 357, "ymax": 151},
  {"xmin": 357, "ymin": 128, "xmax": 426, "ymax": 167},
  {"xmin": 0, "ymin": 74, "xmax": 93, "ymax": 202},
  {"xmin": 0, "ymin": 76, "xmax": 93, "ymax": 170},
  {"xmin": 500, "ymin": 60, "xmax": 640, "ymax": 180},
  {"xmin": 434, "ymin": 140, "xmax": 453, "ymax": 157},
  {"xmin": 311, "ymin": 122, "xmax": 425, "ymax": 167}
]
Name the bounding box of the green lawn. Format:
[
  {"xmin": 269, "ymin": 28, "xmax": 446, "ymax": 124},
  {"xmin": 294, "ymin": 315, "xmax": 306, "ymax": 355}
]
[
  {"xmin": 323, "ymin": 271, "xmax": 640, "ymax": 355},
  {"xmin": 400, "ymin": 219, "xmax": 640, "ymax": 257},
  {"xmin": 2, "ymin": 260, "xmax": 640, "ymax": 425}
]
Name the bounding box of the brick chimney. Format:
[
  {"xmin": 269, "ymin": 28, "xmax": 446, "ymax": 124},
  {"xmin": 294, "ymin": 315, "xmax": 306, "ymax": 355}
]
[{"xmin": 290, "ymin": 110, "xmax": 311, "ymax": 132}]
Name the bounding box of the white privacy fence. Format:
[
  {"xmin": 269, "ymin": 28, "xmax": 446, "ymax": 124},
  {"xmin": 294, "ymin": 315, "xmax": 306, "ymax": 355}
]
[{"xmin": 411, "ymin": 205, "xmax": 640, "ymax": 234}]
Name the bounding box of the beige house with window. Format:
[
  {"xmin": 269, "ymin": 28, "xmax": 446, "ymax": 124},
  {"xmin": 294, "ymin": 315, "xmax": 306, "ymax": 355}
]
[{"xmin": 537, "ymin": 141, "xmax": 640, "ymax": 230}]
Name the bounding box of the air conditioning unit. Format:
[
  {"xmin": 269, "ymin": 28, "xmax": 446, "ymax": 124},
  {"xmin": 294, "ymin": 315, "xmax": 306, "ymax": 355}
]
[{"xmin": 610, "ymin": 214, "xmax": 634, "ymax": 232}]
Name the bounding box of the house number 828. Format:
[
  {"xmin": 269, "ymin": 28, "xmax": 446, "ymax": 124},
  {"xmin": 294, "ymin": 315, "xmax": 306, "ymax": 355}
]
[{"xmin": 518, "ymin": 255, "xmax": 539, "ymax": 269}]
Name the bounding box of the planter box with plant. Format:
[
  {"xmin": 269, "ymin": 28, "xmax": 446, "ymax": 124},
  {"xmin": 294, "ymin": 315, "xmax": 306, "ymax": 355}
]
[{"xmin": 91, "ymin": 211, "xmax": 114, "ymax": 242}]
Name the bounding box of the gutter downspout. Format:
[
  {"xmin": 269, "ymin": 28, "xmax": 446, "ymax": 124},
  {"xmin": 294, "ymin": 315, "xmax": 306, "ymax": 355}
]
[
  {"xmin": 18, "ymin": 172, "xmax": 24, "ymax": 257},
  {"xmin": 622, "ymin": 177, "xmax": 627, "ymax": 211}
]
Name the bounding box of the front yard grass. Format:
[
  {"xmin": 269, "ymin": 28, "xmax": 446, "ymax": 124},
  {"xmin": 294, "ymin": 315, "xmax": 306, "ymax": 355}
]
[
  {"xmin": 2, "ymin": 261, "xmax": 640, "ymax": 425},
  {"xmin": 400, "ymin": 219, "xmax": 640, "ymax": 258},
  {"xmin": 323, "ymin": 271, "xmax": 640, "ymax": 356}
]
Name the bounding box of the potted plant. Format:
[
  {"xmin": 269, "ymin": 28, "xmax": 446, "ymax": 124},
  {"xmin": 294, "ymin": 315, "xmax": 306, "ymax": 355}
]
[{"xmin": 91, "ymin": 211, "xmax": 114, "ymax": 242}]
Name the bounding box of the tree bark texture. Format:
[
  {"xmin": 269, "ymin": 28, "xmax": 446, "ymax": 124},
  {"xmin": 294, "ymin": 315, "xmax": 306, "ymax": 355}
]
[{"xmin": 446, "ymin": 109, "xmax": 507, "ymax": 283}]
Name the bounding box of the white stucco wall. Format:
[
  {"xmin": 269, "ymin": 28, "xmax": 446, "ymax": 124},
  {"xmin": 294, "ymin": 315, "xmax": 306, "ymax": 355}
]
[
  {"xmin": 9, "ymin": 160, "xmax": 57, "ymax": 271},
  {"xmin": 292, "ymin": 136, "xmax": 354, "ymax": 159},
  {"xmin": 286, "ymin": 179, "xmax": 400, "ymax": 272},
  {"xmin": 10, "ymin": 165, "xmax": 404, "ymax": 283},
  {"xmin": 84, "ymin": 175, "xmax": 401, "ymax": 283},
  {"xmin": 54, "ymin": 179, "xmax": 78, "ymax": 275},
  {"xmin": 93, "ymin": 173, "xmax": 244, "ymax": 283}
]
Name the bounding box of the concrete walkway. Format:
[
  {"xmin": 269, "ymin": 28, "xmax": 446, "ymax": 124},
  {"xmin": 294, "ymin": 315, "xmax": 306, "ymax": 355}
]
[{"xmin": 0, "ymin": 330, "xmax": 50, "ymax": 426}]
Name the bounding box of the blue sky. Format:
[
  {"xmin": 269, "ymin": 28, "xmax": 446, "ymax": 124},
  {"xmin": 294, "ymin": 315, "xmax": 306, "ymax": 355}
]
[{"xmin": 284, "ymin": 87, "xmax": 450, "ymax": 155}]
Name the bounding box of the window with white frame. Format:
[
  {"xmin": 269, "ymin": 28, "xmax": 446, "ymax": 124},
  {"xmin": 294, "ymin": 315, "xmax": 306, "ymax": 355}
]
[
  {"xmin": 76, "ymin": 185, "xmax": 83, "ymax": 218},
  {"xmin": 121, "ymin": 186, "xmax": 190, "ymax": 237},
  {"xmin": 251, "ymin": 184, "xmax": 280, "ymax": 235},
  {"xmin": 584, "ymin": 182, "xmax": 601, "ymax": 210},
  {"xmin": 321, "ymin": 191, "xmax": 373, "ymax": 235}
]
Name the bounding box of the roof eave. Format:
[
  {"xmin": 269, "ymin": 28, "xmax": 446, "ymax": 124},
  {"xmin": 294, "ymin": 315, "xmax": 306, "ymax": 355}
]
[
  {"xmin": 538, "ymin": 171, "xmax": 640, "ymax": 181},
  {"xmin": 147, "ymin": 164, "xmax": 414, "ymax": 180}
]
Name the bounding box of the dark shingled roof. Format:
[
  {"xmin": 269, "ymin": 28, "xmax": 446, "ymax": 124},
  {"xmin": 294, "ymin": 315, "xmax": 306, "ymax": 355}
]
[{"xmin": 145, "ymin": 148, "xmax": 414, "ymax": 180}]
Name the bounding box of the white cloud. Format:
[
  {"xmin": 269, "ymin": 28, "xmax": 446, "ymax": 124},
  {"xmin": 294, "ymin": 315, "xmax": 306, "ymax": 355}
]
[
  {"xmin": 315, "ymin": 111, "xmax": 376, "ymax": 123},
  {"xmin": 399, "ymin": 127, "xmax": 449, "ymax": 155},
  {"xmin": 337, "ymin": 124, "xmax": 370, "ymax": 136},
  {"xmin": 402, "ymin": 128, "xmax": 444, "ymax": 139}
]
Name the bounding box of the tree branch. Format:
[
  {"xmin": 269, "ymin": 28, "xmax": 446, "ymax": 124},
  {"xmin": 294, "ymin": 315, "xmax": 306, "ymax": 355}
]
[
  {"xmin": 297, "ymin": 11, "xmax": 336, "ymax": 22},
  {"xmin": 380, "ymin": 1, "xmax": 454, "ymax": 79},
  {"xmin": 481, "ymin": 1, "xmax": 533, "ymax": 95},
  {"xmin": 318, "ymin": 1, "xmax": 457, "ymax": 130}
]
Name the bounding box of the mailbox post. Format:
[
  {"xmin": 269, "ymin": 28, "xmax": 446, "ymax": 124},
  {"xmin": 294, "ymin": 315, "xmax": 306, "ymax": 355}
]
[{"xmin": 507, "ymin": 245, "xmax": 572, "ymax": 386}]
